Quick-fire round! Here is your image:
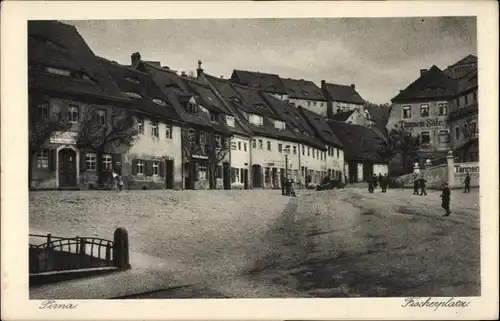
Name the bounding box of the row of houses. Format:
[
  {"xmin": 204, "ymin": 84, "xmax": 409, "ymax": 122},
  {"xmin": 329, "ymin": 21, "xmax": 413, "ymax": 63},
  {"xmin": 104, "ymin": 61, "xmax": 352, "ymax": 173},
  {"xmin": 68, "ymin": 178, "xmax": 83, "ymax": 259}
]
[
  {"xmin": 29, "ymin": 20, "xmax": 390, "ymax": 190},
  {"xmin": 387, "ymin": 54, "xmax": 479, "ymax": 164}
]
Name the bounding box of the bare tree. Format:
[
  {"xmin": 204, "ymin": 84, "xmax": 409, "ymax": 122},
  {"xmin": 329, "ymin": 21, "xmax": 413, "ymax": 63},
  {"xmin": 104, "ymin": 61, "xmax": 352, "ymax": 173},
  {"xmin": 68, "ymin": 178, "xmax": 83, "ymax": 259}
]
[
  {"xmin": 206, "ymin": 133, "xmax": 231, "ymax": 189},
  {"xmin": 387, "ymin": 120, "xmax": 420, "ymax": 174},
  {"xmin": 28, "ymin": 91, "xmax": 71, "ymax": 187},
  {"xmin": 460, "ymin": 117, "xmax": 478, "ymax": 139},
  {"xmin": 76, "ymin": 106, "xmax": 138, "ymax": 186},
  {"xmin": 181, "ymin": 128, "xmax": 202, "ymax": 190}
]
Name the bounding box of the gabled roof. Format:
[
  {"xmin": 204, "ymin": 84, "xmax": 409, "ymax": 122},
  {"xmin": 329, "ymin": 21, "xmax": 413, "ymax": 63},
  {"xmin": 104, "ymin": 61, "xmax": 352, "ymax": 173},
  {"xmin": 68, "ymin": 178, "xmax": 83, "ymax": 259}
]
[
  {"xmin": 136, "ymin": 62, "xmax": 230, "ymax": 134},
  {"xmin": 331, "ymin": 110, "xmax": 355, "ymax": 121},
  {"xmin": 327, "ymin": 120, "xmax": 388, "ymax": 163},
  {"xmin": 322, "ymin": 83, "xmax": 365, "ymax": 105},
  {"xmin": 28, "ymin": 20, "xmax": 129, "ymax": 102},
  {"xmin": 391, "ymin": 65, "xmax": 457, "ymax": 102},
  {"xmin": 261, "ymin": 93, "xmax": 325, "ymax": 149},
  {"xmin": 281, "ymin": 78, "xmax": 326, "ymax": 101},
  {"xmin": 449, "ymin": 54, "xmax": 477, "ymax": 68},
  {"xmin": 230, "ymin": 70, "xmax": 287, "ymax": 94},
  {"xmin": 230, "ymin": 84, "xmax": 282, "ymax": 119},
  {"xmin": 298, "ymin": 107, "xmax": 344, "ymax": 148},
  {"xmin": 98, "ymin": 57, "xmax": 182, "ymax": 122},
  {"xmin": 456, "ymin": 68, "xmax": 478, "ymax": 93},
  {"xmin": 180, "ymin": 77, "xmax": 231, "ymax": 115}
]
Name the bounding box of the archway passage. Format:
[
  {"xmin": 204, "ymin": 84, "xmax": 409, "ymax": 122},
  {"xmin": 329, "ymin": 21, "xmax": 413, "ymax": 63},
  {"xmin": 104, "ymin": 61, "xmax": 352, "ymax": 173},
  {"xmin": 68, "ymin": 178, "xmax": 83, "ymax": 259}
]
[{"xmin": 59, "ymin": 148, "xmax": 77, "ymax": 187}]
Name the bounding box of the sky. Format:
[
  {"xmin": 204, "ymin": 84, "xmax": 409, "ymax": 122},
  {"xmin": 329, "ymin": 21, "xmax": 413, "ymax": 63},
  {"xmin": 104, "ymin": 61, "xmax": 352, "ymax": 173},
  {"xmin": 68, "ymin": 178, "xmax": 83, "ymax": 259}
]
[{"xmin": 65, "ymin": 17, "xmax": 476, "ymax": 104}]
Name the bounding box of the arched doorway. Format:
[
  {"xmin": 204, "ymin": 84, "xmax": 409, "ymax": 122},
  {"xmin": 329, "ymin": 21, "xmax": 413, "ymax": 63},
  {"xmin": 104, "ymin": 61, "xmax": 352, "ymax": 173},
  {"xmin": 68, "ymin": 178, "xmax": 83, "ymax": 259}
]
[{"xmin": 58, "ymin": 148, "xmax": 77, "ymax": 187}]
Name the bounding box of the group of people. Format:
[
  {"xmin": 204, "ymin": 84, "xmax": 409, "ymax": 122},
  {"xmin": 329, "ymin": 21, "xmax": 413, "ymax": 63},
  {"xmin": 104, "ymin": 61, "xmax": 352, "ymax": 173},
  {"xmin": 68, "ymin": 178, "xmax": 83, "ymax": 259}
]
[
  {"xmin": 281, "ymin": 177, "xmax": 297, "ymax": 197},
  {"xmin": 368, "ymin": 173, "xmax": 389, "ymax": 193},
  {"xmin": 413, "ymin": 175, "xmax": 428, "ymax": 196},
  {"xmin": 110, "ymin": 167, "xmax": 124, "ymax": 191}
]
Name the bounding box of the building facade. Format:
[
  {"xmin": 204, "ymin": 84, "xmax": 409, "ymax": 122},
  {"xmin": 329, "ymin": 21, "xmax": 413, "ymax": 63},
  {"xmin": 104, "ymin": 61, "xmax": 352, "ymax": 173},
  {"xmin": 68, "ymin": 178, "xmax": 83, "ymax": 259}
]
[{"xmin": 321, "ymin": 81, "xmax": 366, "ymax": 118}]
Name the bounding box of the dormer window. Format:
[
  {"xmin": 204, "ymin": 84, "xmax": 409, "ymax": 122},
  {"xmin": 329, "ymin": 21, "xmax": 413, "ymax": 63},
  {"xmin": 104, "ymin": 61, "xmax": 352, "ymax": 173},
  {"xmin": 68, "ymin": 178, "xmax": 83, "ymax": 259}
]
[
  {"xmin": 199, "ymin": 105, "xmax": 210, "ymax": 115},
  {"xmin": 210, "ymin": 113, "xmax": 218, "ymax": 122},
  {"xmin": 274, "ymin": 120, "xmax": 286, "ymax": 130},
  {"xmin": 249, "ymin": 114, "xmax": 263, "ymax": 126},
  {"xmin": 125, "ymin": 76, "xmax": 140, "ymax": 84},
  {"xmin": 46, "ymin": 67, "xmax": 71, "ymax": 77},
  {"xmin": 125, "ymin": 92, "xmax": 143, "ymax": 99},
  {"xmin": 187, "ymin": 102, "xmax": 198, "ymax": 113},
  {"xmin": 152, "ymin": 98, "xmax": 167, "ymax": 106},
  {"xmin": 226, "ymin": 115, "xmax": 235, "ymax": 127}
]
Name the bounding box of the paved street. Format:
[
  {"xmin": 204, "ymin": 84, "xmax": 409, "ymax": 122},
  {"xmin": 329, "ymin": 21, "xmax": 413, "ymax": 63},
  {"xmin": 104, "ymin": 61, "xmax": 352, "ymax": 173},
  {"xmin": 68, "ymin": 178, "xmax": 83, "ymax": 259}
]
[{"xmin": 29, "ymin": 188, "xmax": 480, "ymax": 298}]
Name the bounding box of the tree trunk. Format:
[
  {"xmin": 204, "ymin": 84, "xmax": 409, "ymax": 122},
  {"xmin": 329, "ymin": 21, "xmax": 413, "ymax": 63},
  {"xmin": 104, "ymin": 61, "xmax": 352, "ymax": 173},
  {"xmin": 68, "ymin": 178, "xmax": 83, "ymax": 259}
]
[{"xmin": 28, "ymin": 149, "xmax": 34, "ymax": 190}]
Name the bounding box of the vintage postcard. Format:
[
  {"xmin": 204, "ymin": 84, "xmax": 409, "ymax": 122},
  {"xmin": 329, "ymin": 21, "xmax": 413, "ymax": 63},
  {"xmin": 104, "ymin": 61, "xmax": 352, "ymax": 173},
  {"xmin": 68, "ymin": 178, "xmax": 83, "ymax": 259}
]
[{"xmin": 1, "ymin": 1, "xmax": 498, "ymax": 320}]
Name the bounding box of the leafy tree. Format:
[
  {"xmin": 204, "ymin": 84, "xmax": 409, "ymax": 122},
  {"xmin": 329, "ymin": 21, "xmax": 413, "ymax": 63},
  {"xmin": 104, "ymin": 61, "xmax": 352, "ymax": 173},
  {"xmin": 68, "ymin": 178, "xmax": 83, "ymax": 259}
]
[
  {"xmin": 76, "ymin": 106, "xmax": 138, "ymax": 186},
  {"xmin": 387, "ymin": 120, "xmax": 420, "ymax": 174},
  {"xmin": 28, "ymin": 91, "xmax": 72, "ymax": 187}
]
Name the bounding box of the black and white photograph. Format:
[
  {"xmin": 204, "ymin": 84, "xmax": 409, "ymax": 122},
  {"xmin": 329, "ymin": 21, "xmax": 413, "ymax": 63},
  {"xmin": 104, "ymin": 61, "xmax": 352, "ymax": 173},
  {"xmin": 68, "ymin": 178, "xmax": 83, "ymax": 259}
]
[{"xmin": 1, "ymin": 1, "xmax": 498, "ymax": 320}]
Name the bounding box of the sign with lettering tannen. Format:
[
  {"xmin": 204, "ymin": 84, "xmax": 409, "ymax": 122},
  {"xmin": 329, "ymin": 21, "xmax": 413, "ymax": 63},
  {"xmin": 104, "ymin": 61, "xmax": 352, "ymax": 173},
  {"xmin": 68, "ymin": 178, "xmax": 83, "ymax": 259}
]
[{"xmin": 454, "ymin": 162, "xmax": 479, "ymax": 179}]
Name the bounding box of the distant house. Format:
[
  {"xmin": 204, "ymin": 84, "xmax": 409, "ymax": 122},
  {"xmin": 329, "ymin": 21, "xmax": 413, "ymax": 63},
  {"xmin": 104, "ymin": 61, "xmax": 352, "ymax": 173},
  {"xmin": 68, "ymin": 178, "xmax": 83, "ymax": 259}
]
[
  {"xmin": 28, "ymin": 20, "xmax": 132, "ymax": 190},
  {"xmin": 389, "ymin": 55, "xmax": 478, "ymax": 162},
  {"xmin": 280, "ymin": 78, "xmax": 328, "ymax": 116},
  {"xmin": 330, "ymin": 109, "xmax": 375, "ymax": 128},
  {"xmin": 328, "ymin": 121, "xmax": 389, "ymax": 183},
  {"xmin": 230, "ymin": 69, "xmax": 289, "ymax": 101},
  {"xmin": 321, "ymin": 81, "xmax": 366, "ymax": 118}
]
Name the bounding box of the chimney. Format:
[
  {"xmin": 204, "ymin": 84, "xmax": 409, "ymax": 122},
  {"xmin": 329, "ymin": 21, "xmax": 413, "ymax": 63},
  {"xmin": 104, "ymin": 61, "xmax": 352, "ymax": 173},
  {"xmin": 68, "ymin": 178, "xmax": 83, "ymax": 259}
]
[
  {"xmin": 181, "ymin": 71, "xmax": 187, "ymax": 77},
  {"xmin": 350, "ymin": 84, "xmax": 355, "ymax": 89},
  {"xmin": 420, "ymin": 69, "xmax": 427, "ymax": 77},
  {"xmin": 220, "ymin": 75, "xmax": 224, "ymax": 79},
  {"xmin": 131, "ymin": 52, "xmax": 141, "ymax": 68},
  {"xmin": 196, "ymin": 60, "xmax": 204, "ymax": 78},
  {"xmin": 321, "ymin": 80, "xmax": 326, "ymax": 89}
]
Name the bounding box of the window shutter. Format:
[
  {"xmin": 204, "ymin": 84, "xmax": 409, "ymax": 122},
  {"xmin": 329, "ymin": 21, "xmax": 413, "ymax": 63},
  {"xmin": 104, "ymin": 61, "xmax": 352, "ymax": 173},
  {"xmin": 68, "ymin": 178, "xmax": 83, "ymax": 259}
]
[
  {"xmin": 145, "ymin": 160, "xmax": 153, "ymax": 176},
  {"xmin": 48, "ymin": 149, "xmax": 56, "ymax": 172},
  {"xmin": 112, "ymin": 154, "xmax": 121, "ymax": 171},
  {"xmin": 80, "ymin": 150, "xmax": 86, "ymax": 172},
  {"xmin": 131, "ymin": 159, "xmax": 137, "ymax": 175},
  {"xmin": 159, "ymin": 160, "xmax": 165, "ymax": 177}
]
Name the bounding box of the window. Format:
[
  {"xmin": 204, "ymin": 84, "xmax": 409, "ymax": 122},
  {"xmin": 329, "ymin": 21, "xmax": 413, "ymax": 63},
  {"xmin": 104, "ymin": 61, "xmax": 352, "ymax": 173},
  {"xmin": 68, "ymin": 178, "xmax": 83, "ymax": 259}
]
[
  {"xmin": 198, "ymin": 165, "xmax": 207, "ymax": 180},
  {"xmin": 313, "ymin": 101, "xmax": 317, "ymax": 106},
  {"xmin": 293, "ymin": 146, "xmax": 297, "ymax": 155},
  {"xmin": 278, "ymin": 144, "xmax": 283, "ymax": 153},
  {"xmin": 136, "ymin": 160, "xmax": 144, "ymax": 175},
  {"xmin": 249, "ymin": 114, "xmax": 263, "ymax": 126},
  {"xmin": 316, "ymin": 150, "xmax": 319, "ymax": 158},
  {"xmin": 200, "ymin": 132, "xmax": 206, "ymax": 146},
  {"xmin": 211, "ymin": 113, "xmax": 218, "ymax": 122},
  {"xmin": 473, "ymin": 91, "xmax": 478, "ymax": 102},
  {"xmin": 258, "ymin": 140, "xmax": 263, "ymax": 149},
  {"xmin": 420, "ymin": 104, "xmax": 430, "ymax": 117},
  {"xmin": 244, "ymin": 143, "xmax": 247, "ymax": 152},
  {"xmin": 456, "ymin": 98, "xmax": 460, "ymax": 108},
  {"xmin": 37, "ymin": 102, "xmax": 49, "ymax": 119},
  {"xmin": 274, "ymin": 120, "xmax": 286, "ymax": 130},
  {"xmin": 102, "ymin": 154, "xmax": 112, "ymax": 170},
  {"xmin": 402, "ymin": 105, "xmax": 411, "ymax": 118},
  {"xmin": 68, "ymin": 105, "xmax": 79, "ymax": 123},
  {"xmin": 137, "ymin": 118, "xmax": 144, "ymax": 134},
  {"xmin": 215, "ymin": 135, "xmax": 221, "ymax": 148},
  {"xmin": 153, "ymin": 98, "xmax": 167, "ymax": 106},
  {"xmin": 36, "ymin": 149, "xmax": 49, "ymax": 168},
  {"xmin": 151, "ymin": 121, "xmax": 159, "ymax": 137},
  {"xmin": 312, "ymin": 149, "xmax": 315, "ymax": 158},
  {"xmin": 302, "ymin": 145, "xmax": 305, "ymax": 155},
  {"xmin": 152, "ymin": 161, "xmax": 159, "ymax": 176},
  {"xmin": 238, "ymin": 141, "xmax": 241, "ymax": 150},
  {"xmin": 438, "ymin": 102, "xmax": 448, "ymax": 116},
  {"xmin": 438, "ymin": 130, "xmax": 450, "ymax": 144},
  {"xmin": 187, "ymin": 102, "xmax": 198, "ymax": 113},
  {"xmin": 267, "ymin": 141, "xmax": 271, "ymax": 151},
  {"xmin": 86, "ymin": 153, "xmax": 97, "ymax": 170},
  {"xmin": 235, "ymin": 168, "xmax": 240, "ymax": 182},
  {"xmin": 470, "ymin": 121, "xmax": 477, "ymax": 136},
  {"xmin": 307, "ymin": 147, "xmax": 310, "ymax": 156},
  {"xmin": 420, "ymin": 131, "xmax": 431, "ymax": 144},
  {"xmin": 464, "ymin": 95, "xmax": 469, "ymax": 105},
  {"xmin": 455, "ymin": 126, "xmax": 461, "ymax": 140},
  {"xmin": 165, "ymin": 124, "xmax": 172, "ymax": 139},
  {"xmin": 46, "ymin": 67, "xmax": 71, "ymax": 77},
  {"xmin": 252, "ymin": 139, "xmax": 256, "ymax": 148},
  {"xmin": 337, "ymin": 148, "xmax": 339, "ymax": 158},
  {"xmin": 188, "ymin": 129, "xmax": 195, "ymax": 142},
  {"xmin": 125, "ymin": 92, "xmax": 143, "ymax": 99},
  {"xmin": 226, "ymin": 115, "xmax": 235, "ymax": 127},
  {"xmin": 97, "ymin": 109, "xmax": 106, "ymax": 125}
]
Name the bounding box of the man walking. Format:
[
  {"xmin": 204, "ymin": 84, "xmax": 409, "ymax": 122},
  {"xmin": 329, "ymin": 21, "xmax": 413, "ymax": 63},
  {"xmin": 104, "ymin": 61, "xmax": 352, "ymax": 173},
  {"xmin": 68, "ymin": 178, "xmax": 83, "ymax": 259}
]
[
  {"xmin": 441, "ymin": 182, "xmax": 451, "ymax": 216},
  {"xmin": 381, "ymin": 173, "xmax": 388, "ymax": 193},
  {"xmin": 419, "ymin": 177, "xmax": 427, "ymax": 196},
  {"xmin": 413, "ymin": 174, "xmax": 419, "ymax": 195},
  {"xmin": 368, "ymin": 176, "xmax": 374, "ymax": 193},
  {"xmin": 372, "ymin": 174, "xmax": 378, "ymax": 189},
  {"xmin": 464, "ymin": 171, "xmax": 471, "ymax": 193}
]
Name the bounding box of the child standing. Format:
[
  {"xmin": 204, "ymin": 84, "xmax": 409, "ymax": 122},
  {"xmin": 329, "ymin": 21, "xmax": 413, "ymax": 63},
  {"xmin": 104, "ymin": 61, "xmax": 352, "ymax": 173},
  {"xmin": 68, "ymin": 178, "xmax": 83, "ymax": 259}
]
[{"xmin": 441, "ymin": 182, "xmax": 451, "ymax": 216}]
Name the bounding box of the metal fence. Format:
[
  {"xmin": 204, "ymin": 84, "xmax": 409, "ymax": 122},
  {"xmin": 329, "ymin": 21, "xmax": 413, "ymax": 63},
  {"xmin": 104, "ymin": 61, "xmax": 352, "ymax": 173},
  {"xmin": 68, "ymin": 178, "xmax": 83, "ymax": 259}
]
[{"xmin": 29, "ymin": 233, "xmax": 115, "ymax": 274}]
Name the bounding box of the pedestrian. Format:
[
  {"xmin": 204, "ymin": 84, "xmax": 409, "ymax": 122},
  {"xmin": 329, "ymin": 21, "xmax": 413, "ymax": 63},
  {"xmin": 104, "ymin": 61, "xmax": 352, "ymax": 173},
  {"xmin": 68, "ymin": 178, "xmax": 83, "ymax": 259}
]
[
  {"xmin": 419, "ymin": 177, "xmax": 427, "ymax": 196},
  {"xmin": 289, "ymin": 179, "xmax": 296, "ymax": 197},
  {"xmin": 368, "ymin": 176, "xmax": 374, "ymax": 193},
  {"xmin": 378, "ymin": 173, "xmax": 383, "ymax": 189},
  {"xmin": 381, "ymin": 173, "xmax": 388, "ymax": 193},
  {"xmin": 281, "ymin": 175, "xmax": 286, "ymax": 196},
  {"xmin": 464, "ymin": 171, "xmax": 471, "ymax": 193},
  {"xmin": 441, "ymin": 182, "xmax": 451, "ymax": 216},
  {"xmin": 413, "ymin": 175, "xmax": 419, "ymax": 195},
  {"xmin": 372, "ymin": 174, "xmax": 378, "ymax": 189}
]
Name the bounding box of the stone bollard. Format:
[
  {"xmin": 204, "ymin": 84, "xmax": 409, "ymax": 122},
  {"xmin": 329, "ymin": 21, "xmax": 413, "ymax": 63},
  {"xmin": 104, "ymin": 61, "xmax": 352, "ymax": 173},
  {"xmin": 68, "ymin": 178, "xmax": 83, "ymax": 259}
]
[
  {"xmin": 446, "ymin": 150, "xmax": 455, "ymax": 188},
  {"xmin": 113, "ymin": 228, "xmax": 131, "ymax": 270}
]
